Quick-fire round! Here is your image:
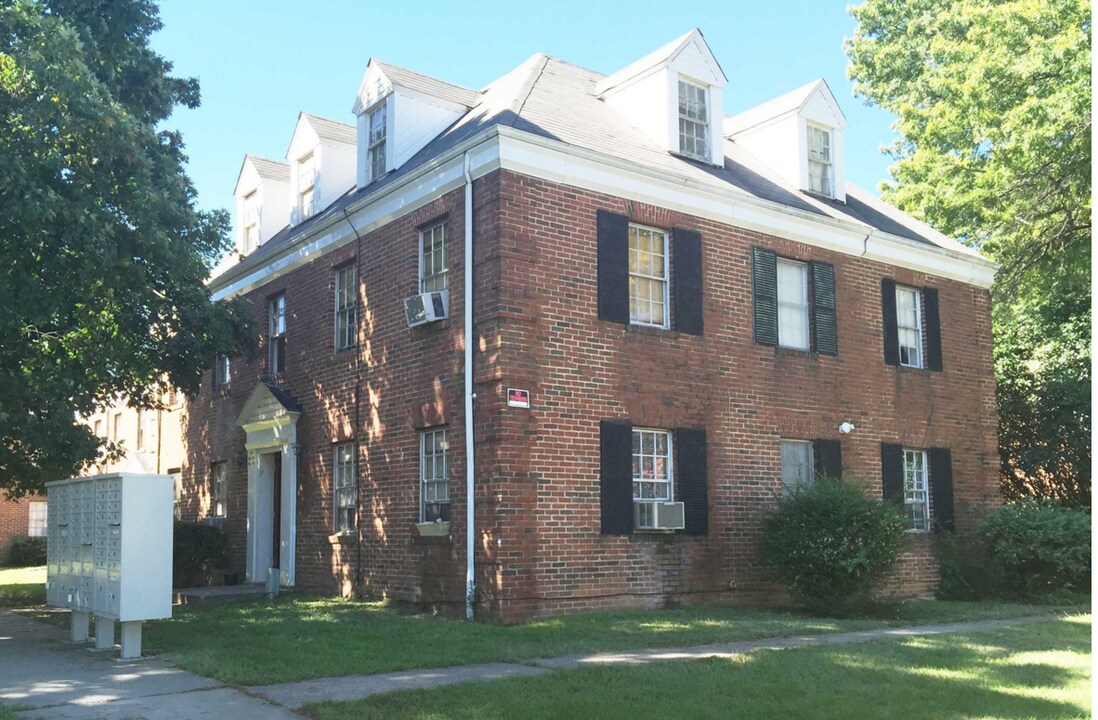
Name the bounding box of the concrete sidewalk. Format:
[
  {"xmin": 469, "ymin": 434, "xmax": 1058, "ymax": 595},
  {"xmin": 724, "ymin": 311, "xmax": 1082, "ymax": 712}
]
[
  {"xmin": 248, "ymin": 615, "xmax": 1054, "ymax": 710},
  {"xmin": 0, "ymin": 610, "xmax": 300, "ymax": 719},
  {"xmin": 0, "ymin": 608, "xmax": 1059, "ymax": 718}
]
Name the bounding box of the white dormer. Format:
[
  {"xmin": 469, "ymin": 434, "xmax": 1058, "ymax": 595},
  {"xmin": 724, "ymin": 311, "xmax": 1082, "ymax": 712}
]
[
  {"xmin": 724, "ymin": 79, "xmax": 848, "ymax": 202},
  {"xmin": 233, "ymin": 155, "xmax": 290, "ymax": 257},
  {"xmin": 597, "ymin": 29, "xmax": 728, "ymax": 166},
  {"xmin": 286, "ymin": 113, "xmax": 357, "ymax": 225},
  {"xmin": 352, "ymin": 59, "xmax": 481, "ymax": 189}
]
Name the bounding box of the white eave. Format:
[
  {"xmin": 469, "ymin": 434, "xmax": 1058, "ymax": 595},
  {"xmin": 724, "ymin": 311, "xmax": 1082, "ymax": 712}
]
[{"xmin": 595, "ymin": 28, "xmax": 727, "ymax": 97}]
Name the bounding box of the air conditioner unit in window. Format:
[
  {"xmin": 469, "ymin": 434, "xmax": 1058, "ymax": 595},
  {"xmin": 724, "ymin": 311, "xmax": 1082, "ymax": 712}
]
[
  {"xmin": 404, "ymin": 290, "xmax": 449, "ymax": 328},
  {"xmin": 634, "ymin": 501, "xmax": 685, "ymax": 531}
]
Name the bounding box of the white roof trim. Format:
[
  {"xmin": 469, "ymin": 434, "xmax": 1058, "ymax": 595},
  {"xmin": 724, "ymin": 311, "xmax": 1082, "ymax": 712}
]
[{"xmin": 212, "ymin": 127, "xmax": 996, "ymax": 300}]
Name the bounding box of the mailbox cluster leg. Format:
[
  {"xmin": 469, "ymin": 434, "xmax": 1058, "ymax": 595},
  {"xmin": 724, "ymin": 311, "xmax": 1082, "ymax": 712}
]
[
  {"xmin": 71, "ymin": 610, "xmax": 90, "ymax": 643},
  {"xmin": 94, "ymin": 617, "xmax": 115, "ymax": 650},
  {"xmin": 120, "ymin": 621, "xmax": 143, "ymax": 660}
]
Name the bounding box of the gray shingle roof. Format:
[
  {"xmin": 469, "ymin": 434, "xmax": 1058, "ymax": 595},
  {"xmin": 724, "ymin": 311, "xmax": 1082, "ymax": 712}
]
[
  {"xmin": 215, "ymin": 52, "xmax": 975, "ymax": 289},
  {"xmin": 301, "ymin": 113, "xmax": 357, "ymax": 145},
  {"xmin": 373, "ymin": 60, "xmax": 482, "ymax": 108},
  {"xmin": 246, "ymin": 155, "xmax": 290, "ymax": 182}
]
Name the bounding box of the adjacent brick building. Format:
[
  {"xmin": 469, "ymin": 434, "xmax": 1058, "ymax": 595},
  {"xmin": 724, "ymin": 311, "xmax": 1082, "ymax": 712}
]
[{"xmin": 180, "ymin": 30, "xmax": 999, "ymax": 620}]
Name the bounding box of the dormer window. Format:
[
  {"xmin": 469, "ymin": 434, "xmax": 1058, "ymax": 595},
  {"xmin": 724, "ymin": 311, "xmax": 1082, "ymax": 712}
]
[
  {"xmin": 807, "ymin": 125, "xmax": 833, "ymax": 196},
  {"xmin": 677, "ymin": 80, "xmax": 709, "ymax": 161},
  {"xmin": 298, "ymin": 152, "xmax": 315, "ymax": 219},
  {"xmin": 242, "ymin": 190, "xmax": 259, "ymax": 254},
  {"xmin": 367, "ymin": 104, "xmax": 386, "ymax": 183}
]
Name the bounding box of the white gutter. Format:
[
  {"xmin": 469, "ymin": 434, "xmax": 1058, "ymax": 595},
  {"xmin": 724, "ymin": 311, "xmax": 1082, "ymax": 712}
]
[{"xmin": 463, "ymin": 151, "xmax": 476, "ymax": 621}]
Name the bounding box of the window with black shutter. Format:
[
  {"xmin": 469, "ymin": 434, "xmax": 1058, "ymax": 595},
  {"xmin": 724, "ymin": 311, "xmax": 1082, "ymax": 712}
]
[
  {"xmin": 882, "ymin": 279, "xmax": 944, "ymax": 371},
  {"xmin": 675, "ymin": 428, "xmax": 708, "ymax": 535},
  {"xmin": 599, "ymin": 420, "xmax": 633, "ymax": 535},
  {"xmin": 929, "ymin": 447, "xmax": 954, "ymax": 532},
  {"xmin": 596, "ymin": 210, "xmax": 704, "ymax": 335},
  {"xmin": 814, "ymin": 438, "xmax": 842, "ymax": 480},
  {"xmin": 753, "ymin": 248, "xmax": 837, "ymax": 354}
]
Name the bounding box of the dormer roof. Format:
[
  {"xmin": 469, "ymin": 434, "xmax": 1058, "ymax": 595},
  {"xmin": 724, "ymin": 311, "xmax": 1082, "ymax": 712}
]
[
  {"xmin": 287, "ymin": 113, "xmax": 356, "ymax": 159},
  {"xmin": 725, "ymin": 79, "xmax": 848, "ymax": 136},
  {"xmin": 353, "ymin": 59, "xmax": 481, "ymax": 115},
  {"xmin": 301, "ymin": 112, "xmax": 357, "ymax": 145},
  {"xmin": 596, "ymin": 28, "xmax": 727, "ymax": 97},
  {"xmin": 234, "ymin": 155, "xmax": 289, "ymax": 195}
]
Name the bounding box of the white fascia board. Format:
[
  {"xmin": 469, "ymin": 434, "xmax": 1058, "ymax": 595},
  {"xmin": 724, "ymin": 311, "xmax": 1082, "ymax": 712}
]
[
  {"xmin": 211, "ymin": 134, "xmax": 501, "ymax": 301},
  {"xmin": 494, "ymin": 126, "xmax": 997, "ymax": 288}
]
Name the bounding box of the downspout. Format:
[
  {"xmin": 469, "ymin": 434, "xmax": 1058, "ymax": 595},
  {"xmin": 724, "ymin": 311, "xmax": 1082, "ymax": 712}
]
[{"xmin": 463, "ymin": 151, "xmax": 476, "ymax": 621}]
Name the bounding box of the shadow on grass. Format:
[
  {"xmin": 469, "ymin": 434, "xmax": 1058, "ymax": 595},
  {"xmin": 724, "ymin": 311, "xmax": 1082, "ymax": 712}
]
[{"xmin": 305, "ymin": 618, "xmax": 1091, "ymax": 720}]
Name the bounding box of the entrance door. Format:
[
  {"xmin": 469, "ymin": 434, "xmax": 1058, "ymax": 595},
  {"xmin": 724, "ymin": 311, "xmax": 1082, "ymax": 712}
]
[{"xmin": 271, "ymin": 453, "xmax": 282, "ymax": 570}]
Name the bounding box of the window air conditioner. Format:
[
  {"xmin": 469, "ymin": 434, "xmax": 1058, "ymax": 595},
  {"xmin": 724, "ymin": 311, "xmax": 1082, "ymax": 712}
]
[
  {"xmin": 634, "ymin": 501, "xmax": 686, "ymax": 531},
  {"xmin": 404, "ymin": 290, "xmax": 449, "ymax": 327}
]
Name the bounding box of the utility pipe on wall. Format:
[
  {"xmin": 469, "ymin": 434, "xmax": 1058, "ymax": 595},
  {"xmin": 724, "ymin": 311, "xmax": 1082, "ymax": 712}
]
[{"xmin": 463, "ymin": 151, "xmax": 476, "ymax": 621}]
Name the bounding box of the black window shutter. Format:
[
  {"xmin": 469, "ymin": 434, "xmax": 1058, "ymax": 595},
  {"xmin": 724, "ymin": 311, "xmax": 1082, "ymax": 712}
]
[
  {"xmin": 599, "ymin": 420, "xmax": 633, "ymax": 535},
  {"xmin": 675, "ymin": 428, "xmax": 708, "ymax": 536},
  {"xmin": 597, "ymin": 210, "xmax": 629, "ymax": 324},
  {"xmin": 923, "ymin": 287, "xmax": 943, "ymax": 372},
  {"xmin": 880, "ymin": 442, "xmax": 904, "ymax": 503},
  {"xmin": 810, "ymin": 262, "xmax": 838, "ymax": 355},
  {"xmin": 752, "ymin": 247, "xmax": 778, "ymax": 346},
  {"xmin": 929, "ymin": 447, "xmax": 955, "ymax": 532},
  {"xmin": 813, "ymin": 438, "xmax": 843, "ymax": 480},
  {"xmin": 672, "ymin": 228, "xmax": 703, "ymax": 335},
  {"xmin": 881, "ymin": 278, "xmax": 900, "ymax": 366}
]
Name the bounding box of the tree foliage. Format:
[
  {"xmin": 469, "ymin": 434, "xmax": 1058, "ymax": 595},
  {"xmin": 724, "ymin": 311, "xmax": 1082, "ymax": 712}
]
[
  {"xmin": 847, "ymin": 0, "xmax": 1091, "ymax": 506},
  {"xmin": 0, "ymin": 0, "xmax": 255, "ymax": 496}
]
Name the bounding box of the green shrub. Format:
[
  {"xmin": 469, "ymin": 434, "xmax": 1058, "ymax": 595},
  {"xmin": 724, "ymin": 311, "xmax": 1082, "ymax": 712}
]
[
  {"xmin": 758, "ymin": 480, "xmax": 905, "ymax": 616},
  {"xmin": 7, "ymin": 536, "xmax": 46, "ymax": 567},
  {"xmin": 934, "ymin": 533, "xmax": 1000, "ymax": 601},
  {"xmin": 173, "ymin": 521, "xmax": 227, "ymax": 587},
  {"xmin": 979, "ymin": 500, "xmax": 1090, "ymax": 599}
]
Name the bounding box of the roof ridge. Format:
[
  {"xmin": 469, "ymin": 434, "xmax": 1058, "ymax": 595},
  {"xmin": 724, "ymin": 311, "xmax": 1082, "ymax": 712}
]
[
  {"xmin": 301, "ymin": 111, "xmax": 355, "ymax": 129},
  {"xmin": 373, "ymin": 59, "xmax": 480, "ymax": 94}
]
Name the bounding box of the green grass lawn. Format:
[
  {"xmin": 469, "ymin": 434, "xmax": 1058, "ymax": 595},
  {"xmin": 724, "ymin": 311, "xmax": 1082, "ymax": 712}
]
[
  {"xmin": 0, "ymin": 565, "xmax": 45, "ymax": 607},
  {"xmin": 138, "ymin": 595, "xmax": 1082, "ymax": 685},
  {"xmin": 303, "ymin": 614, "xmax": 1092, "ymax": 720}
]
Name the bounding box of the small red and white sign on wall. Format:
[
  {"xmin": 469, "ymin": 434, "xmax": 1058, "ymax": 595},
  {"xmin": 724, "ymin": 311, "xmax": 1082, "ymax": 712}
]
[{"xmin": 506, "ymin": 388, "xmax": 531, "ymax": 409}]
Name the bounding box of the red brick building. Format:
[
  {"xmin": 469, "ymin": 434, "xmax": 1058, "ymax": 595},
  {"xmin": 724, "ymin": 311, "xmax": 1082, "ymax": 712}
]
[{"xmin": 181, "ymin": 30, "xmax": 999, "ymax": 620}]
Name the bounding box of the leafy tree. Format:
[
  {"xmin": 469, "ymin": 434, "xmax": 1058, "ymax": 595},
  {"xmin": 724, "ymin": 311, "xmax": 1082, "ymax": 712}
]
[
  {"xmin": 0, "ymin": 0, "xmax": 255, "ymax": 496},
  {"xmin": 847, "ymin": 0, "xmax": 1091, "ymax": 506}
]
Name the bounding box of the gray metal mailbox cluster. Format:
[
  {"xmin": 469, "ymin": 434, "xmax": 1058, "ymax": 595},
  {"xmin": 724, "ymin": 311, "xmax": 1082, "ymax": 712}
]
[{"xmin": 46, "ymin": 472, "xmax": 173, "ymax": 659}]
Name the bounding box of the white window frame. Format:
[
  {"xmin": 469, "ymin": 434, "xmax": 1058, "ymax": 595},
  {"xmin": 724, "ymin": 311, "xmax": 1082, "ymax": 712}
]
[
  {"xmin": 298, "ymin": 152, "xmax": 315, "ymax": 220},
  {"xmin": 420, "ymin": 428, "xmax": 450, "ymax": 522},
  {"xmin": 211, "ymin": 461, "xmax": 227, "ymax": 518},
  {"xmin": 903, "ymin": 448, "xmax": 930, "ymax": 532},
  {"xmin": 334, "ymin": 265, "xmax": 357, "ymax": 351},
  {"xmin": 214, "ymin": 356, "xmax": 231, "ymax": 389},
  {"xmin": 776, "ymin": 258, "xmax": 810, "ymax": 350},
  {"xmin": 367, "ymin": 103, "xmax": 386, "ymax": 183},
  {"xmin": 780, "ymin": 439, "xmax": 814, "ymax": 494},
  {"xmin": 333, "ymin": 443, "xmax": 356, "ymax": 534},
  {"xmin": 677, "ymin": 78, "xmax": 709, "ymax": 161},
  {"xmin": 268, "ymin": 294, "xmax": 286, "ymax": 374},
  {"xmin": 419, "ymin": 223, "xmax": 448, "ymax": 293},
  {"xmin": 627, "ymin": 223, "xmax": 670, "ymax": 329},
  {"xmin": 632, "ymin": 428, "xmax": 673, "ymax": 528},
  {"xmin": 896, "ymin": 285, "xmax": 923, "ymax": 368},
  {"xmin": 807, "ymin": 124, "xmax": 833, "ymax": 196},
  {"xmin": 242, "ymin": 190, "xmax": 259, "ymax": 253},
  {"xmin": 27, "ymin": 501, "xmax": 47, "ymax": 537}
]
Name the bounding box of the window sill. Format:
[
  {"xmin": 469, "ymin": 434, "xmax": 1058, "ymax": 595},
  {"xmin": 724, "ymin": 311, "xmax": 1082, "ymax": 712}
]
[
  {"xmin": 894, "ymin": 365, "xmax": 932, "ymax": 376},
  {"xmin": 215, "ymin": 385, "xmax": 231, "ymax": 397},
  {"xmin": 624, "ymin": 323, "xmax": 675, "ymax": 338},
  {"xmin": 328, "ymin": 532, "xmax": 357, "ymax": 544},
  {"xmin": 411, "ymin": 521, "xmax": 452, "ymax": 545}
]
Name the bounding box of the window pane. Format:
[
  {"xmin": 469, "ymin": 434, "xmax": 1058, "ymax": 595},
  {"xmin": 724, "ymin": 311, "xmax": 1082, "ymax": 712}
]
[{"xmin": 780, "ymin": 440, "xmax": 813, "ymax": 494}]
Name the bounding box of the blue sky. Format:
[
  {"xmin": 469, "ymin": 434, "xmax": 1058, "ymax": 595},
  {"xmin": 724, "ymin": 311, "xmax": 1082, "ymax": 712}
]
[{"xmin": 152, "ymin": 0, "xmax": 899, "ymax": 215}]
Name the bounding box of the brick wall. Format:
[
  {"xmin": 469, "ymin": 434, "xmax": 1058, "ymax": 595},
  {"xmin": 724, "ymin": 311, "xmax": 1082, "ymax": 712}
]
[
  {"xmin": 182, "ymin": 167, "xmax": 998, "ymax": 619},
  {"xmin": 0, "ymin": 495, "xmax": 44, "ymax": 563},
  {"xmin": 483, "ymin": 170, "xmax": 997, "ymax": 619}
]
